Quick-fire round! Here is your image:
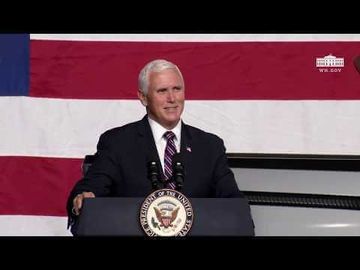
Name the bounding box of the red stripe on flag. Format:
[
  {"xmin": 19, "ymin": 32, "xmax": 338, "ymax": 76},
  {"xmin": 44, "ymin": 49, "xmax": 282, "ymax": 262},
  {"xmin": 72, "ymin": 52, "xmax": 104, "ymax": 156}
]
[
  {"xmin": 0, "ymin": 156, "xmax": 82, "ymax": 216},
  {"xmin": 30, "ymin": 40, "xmax": 360, "ymax": 100}
]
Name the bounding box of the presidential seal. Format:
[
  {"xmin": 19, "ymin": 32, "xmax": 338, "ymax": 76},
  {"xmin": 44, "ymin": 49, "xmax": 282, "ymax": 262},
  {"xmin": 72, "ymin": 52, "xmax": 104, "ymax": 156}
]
[{"xmin": 139, "ymin": 189, "xmax": 194, "ymax": 237}]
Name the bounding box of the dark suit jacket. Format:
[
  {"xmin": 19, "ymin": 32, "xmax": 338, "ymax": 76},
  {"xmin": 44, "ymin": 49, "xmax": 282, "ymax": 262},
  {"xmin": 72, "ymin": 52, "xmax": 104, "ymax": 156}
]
[{"xmin": 67, "ymin": 115, "xmax": 243, "ymax": 225}]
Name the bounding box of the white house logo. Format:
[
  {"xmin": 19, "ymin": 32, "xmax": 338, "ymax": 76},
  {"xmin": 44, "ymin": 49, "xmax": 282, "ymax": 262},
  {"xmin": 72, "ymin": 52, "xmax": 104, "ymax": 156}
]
[
  {"xmin": 316, "ymin": 54, "xmax": 344, "ymax": 73},
  {"xmin": 139, "ymin": 189, "xmax": 194, "ymax": 237}
]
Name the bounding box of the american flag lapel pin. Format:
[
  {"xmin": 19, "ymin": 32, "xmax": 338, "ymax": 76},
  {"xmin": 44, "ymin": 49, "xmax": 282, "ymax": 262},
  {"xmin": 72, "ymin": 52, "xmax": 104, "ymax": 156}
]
[{"xmin": 186, "ymin": 146, "xmax": 192, "ymax": 152}]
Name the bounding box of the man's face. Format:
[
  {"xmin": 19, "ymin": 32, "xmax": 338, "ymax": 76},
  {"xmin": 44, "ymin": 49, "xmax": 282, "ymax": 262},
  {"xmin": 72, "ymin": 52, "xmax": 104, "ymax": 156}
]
[{"xmin": 138, "ymin": 68, "xmax": 185, "ymax": 129}]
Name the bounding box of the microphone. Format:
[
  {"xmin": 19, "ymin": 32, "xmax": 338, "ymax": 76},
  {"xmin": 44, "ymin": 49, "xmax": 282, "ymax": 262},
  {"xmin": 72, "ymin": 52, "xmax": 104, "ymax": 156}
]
[
  {"xmin": 172, "ymin": 153, "xmax": 185, "ymax": 191},
  {"xmin": 147, "ymin": 159, "xmax": 161, "ymax": 190}
]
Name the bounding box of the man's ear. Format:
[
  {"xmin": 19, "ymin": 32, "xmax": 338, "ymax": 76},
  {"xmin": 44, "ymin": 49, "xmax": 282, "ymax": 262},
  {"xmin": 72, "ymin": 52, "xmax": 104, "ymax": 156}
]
[{"xmin": 138, "ymin": 90, "xmax": 147, "ymax": 106}]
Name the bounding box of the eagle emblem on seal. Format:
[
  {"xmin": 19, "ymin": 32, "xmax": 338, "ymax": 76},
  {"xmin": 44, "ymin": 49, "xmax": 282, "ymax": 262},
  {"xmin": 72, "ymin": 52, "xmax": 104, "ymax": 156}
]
[{"xmin": 154, "ymin": 206, "xmax": 179, "ymax": 228}]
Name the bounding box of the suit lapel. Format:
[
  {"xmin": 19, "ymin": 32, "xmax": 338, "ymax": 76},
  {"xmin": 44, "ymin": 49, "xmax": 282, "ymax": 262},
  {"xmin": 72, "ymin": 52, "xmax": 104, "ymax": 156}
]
[
  {"xmin": 137, "ymin": 115, "xmax": 165, "ymax": 180},
  {"xmin": 180, "ymin": 122, "xmax": 193, "ymax": 177}
]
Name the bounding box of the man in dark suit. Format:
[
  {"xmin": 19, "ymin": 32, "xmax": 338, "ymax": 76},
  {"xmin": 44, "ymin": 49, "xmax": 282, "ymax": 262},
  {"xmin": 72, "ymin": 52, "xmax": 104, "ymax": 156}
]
[{"xmin": 67, "ymin": 59, "xmax": 244, "ymax": 223}]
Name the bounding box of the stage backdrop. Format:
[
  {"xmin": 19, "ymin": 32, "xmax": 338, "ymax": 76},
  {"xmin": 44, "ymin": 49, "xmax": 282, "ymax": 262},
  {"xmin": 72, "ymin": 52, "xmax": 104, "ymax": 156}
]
[{"xmin": 1, "ymin": 34, "xmax": 360, "ymax": 235}]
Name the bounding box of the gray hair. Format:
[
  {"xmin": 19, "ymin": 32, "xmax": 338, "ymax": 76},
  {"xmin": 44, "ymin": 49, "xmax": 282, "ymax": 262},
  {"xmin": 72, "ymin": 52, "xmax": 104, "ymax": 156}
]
[{"xmin": 138, "ymin": 59, "xmax": 183, "ymax": 96}]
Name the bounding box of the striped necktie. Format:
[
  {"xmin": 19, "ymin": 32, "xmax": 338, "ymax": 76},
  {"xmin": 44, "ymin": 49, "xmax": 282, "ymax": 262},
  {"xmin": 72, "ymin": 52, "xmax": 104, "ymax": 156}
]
[{"xmin": 163, "ymin": 131, "xmax": 176, "ymax": 189}]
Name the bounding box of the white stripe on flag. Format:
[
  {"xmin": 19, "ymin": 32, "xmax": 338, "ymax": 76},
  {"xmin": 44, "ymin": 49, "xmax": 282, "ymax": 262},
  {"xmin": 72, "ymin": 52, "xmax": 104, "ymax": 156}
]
[
  {"xmin": 0, "ymin": 215, "xmax": 71, "ymax": 236},
  {"xmin": 2, "ymin": 97, "xmax": 360, "ymax": 157}
]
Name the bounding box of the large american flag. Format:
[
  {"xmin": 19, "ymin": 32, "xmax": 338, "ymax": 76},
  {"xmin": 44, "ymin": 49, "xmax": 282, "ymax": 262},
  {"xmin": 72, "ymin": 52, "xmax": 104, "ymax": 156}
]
[{"xmin": 1, "ymin": 34, "xmax": 360, "ymax": 235}]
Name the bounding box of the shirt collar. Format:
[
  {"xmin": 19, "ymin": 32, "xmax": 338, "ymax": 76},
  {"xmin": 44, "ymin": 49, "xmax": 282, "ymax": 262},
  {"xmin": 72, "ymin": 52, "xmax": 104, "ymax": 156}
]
[{"xmin": 148, "ymin": 117, "xmax": 182, "ymax": 143}]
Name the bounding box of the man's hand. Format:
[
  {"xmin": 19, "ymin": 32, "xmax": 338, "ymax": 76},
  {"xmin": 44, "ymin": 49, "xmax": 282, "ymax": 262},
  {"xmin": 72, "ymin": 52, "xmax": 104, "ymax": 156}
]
[{"xmin": 72, "ymin": 192, "xmax": 95, "ymax": 215}]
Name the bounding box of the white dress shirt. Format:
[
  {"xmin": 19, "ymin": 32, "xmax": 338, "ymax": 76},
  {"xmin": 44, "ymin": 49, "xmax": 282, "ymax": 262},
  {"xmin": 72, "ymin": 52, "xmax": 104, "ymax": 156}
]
[{"xmin": 148, "ymin": 117, "xmax": 181, "ymax": 173}]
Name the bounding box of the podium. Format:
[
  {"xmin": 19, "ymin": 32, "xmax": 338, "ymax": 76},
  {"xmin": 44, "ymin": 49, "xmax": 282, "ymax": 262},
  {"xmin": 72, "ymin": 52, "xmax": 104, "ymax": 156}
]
[{"xmin": 74, "ymin": 197, "xmax": 254, "ymax": 236}]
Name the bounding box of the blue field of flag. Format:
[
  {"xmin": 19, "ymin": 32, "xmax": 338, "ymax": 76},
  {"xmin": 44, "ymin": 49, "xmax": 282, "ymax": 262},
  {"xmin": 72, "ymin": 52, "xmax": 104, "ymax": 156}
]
[{"xmin": 0, "ymin": 34, "xmax": 29, "ymax": 96}]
